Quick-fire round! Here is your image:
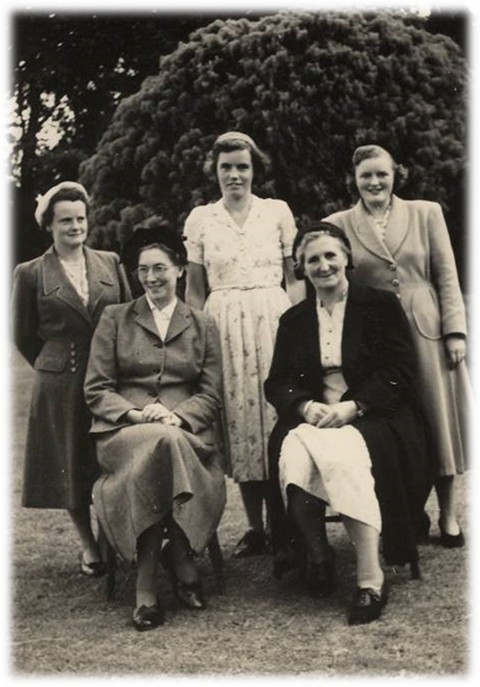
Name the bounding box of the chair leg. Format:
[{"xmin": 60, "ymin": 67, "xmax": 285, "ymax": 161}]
[
  {"xmin": 207, "ymin": 531, "xmax": 226, "ymax": 594},
  {"xmin": 97, "ymin": 523, "xmax": 116, "ymax": 601}
]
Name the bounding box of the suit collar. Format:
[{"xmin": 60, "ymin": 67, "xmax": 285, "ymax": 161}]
[
  {"xmin": 351, "ymin": 195, "xmax": 409, "ymax": 261},
  {"xmin": 42, "ymin": 245, "xmax": 117, "ymax": 323},
  {"xmin": 134, "ymin": 295, "xmax": 191, "ymax": 341},
  {"xmin": 42, "ymin": 246, "xmax": 91, "ymax": 322}
]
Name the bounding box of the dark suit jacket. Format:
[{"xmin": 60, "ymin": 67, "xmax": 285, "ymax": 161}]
[
  {"xmin": 264, "ymin": 284, "xmax": 432, "ymax": 567},
  {"xmin": 11, "ymin": 244, "xmax": 132, "ymax": 508}
]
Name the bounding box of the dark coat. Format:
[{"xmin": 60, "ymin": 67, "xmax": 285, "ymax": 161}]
[
  {"xmin": 264, "ymin": 284, "xmax": 433, "ymax": 567},
  {"xmin": 12, "ymin": 245, "xmax": 131, "ymax": 509}
]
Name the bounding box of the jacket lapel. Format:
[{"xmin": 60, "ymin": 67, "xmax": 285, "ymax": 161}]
[
  {"xmin": 351, "ymin": 200, "xmax": 394, "ymax": 263},
  {"xmin": 133, "ymin": 295, "xmax": 162, "ymax": 339},
  {"xmin": 84, "ymin": 246, "xmax": 116, "ymax": 317},
  {"xmin": 341, "ymin": 287, "xmax": 365, "ymax": 371},
  {"xmin": 42, "ymin": 246, "xmax": 92, "ymax": 323},
  {"xmin": 133, "ymin": 297, "xmax": 192, "ymax": 342},
  {"xmin": 383, "ymin": 195, "xmax": 410, "ymax": 257},
  {"xmin": 164, "ymin": 300, "xmax": 192, "ymax": 343}
]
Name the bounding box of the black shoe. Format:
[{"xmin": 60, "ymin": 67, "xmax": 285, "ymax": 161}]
[
  {"xmin": 132, "ymin": 602, "xmax": 164, "ymax": 631},
  {"xmin": 160, "ymin": 544, "xmax": 206, "ymax": 610},
  {"xmin": 233, "ymin": 529, "xmax": 269, "ymax": 558},
  {"xmin": 305, "ymin": 549, "xmax": 336, "ymax": 598},
  {"xmin": 348, "ymin": 584, "xmax": 388, "ymax": 625},
  {"xmin": 438, "ymin": 518, "xmax": 465, "ymax": 548}
]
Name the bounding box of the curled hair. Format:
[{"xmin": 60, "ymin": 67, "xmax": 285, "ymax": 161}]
[
  {"xmin": 203, "ymin": 131, "xmax": 271, "ymax": 181},
  {"xmin": 294, "ymin": 222, "xmax": 354, "ymax": 273},
  {"xmin": 346, "ymin": 144, "xmax": 408, "ymax": 197},
  {"xmin": 35, "ymin": 182, "xmax": 89, "ymax": 230}
]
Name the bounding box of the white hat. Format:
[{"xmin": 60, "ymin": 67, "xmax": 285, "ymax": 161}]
[{"xmin": 34, "ymin": 181, "xmax": 89, "ymax": 228}]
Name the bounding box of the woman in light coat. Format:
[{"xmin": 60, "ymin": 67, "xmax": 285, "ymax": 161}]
[
  {"xmin": 84, "ymin": 227, "xmax": 226, "ymax": 631},
  {"xmin": 11, "ymin": 181, "xmax": 131, "ymax": 575},
  {"xmin": 323, "ymin": 144, "xmax": 472, "ymax": 546}
]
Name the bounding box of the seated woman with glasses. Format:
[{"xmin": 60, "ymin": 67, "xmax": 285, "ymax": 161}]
[
  {"xmin": 84, "ymin": 225, "xmax": 226, "ymax": 631},
  {"xmin": 264, "ymin": 223, "xmax": 432, "ymax": 625}
]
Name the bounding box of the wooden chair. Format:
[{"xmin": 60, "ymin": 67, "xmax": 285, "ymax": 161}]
[{"xmin": 97, "ymin": 526, "xmax": 225, "ymax": 601}]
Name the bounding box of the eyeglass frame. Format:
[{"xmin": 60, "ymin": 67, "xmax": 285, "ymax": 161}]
[{"xmin": 135, "ymin": 264, "xmax": 175, "ymax": 279}]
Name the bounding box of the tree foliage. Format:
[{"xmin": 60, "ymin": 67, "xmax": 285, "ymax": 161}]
[
  {"xmin": 10, "ymin": 11, "xmax": 230, "ymax": 262},
  {"xmin": 80, "ymin": 10, "xmax": 467, "ymax": 275}
]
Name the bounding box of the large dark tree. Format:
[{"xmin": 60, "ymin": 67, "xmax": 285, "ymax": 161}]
[
  {"xmin": 79, "ymin": 11, "xmax": 468, "ymax": 279},
  {"xmin": 11, "ymin": 11, "xmax": 251, "ymax": 262}
]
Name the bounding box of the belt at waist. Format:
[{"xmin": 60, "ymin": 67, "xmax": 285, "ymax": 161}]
[{"xmin": 209, "ymin": 283, "xmax": 280, "ymax": 292}]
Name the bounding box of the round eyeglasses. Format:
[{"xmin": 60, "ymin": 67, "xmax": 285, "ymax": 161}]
[{"xmin": 136, "ymin": 264, "xmax": 173, "ymax": 279}]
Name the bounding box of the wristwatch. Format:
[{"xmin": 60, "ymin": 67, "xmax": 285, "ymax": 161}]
[{"xmin": 354, "ymin": 400, "xmax": 366, "ymax": 418}]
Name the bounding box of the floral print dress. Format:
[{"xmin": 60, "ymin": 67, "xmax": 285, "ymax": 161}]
[{"xmin": 184, "ymin": 195, "xmax": 297, "ymax": 481}]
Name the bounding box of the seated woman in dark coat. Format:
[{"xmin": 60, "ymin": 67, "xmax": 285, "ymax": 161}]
[
  {"xmin": 264, "ymin": 223, "xmax": 431, "ymax": 625},
  {"xmin": 84, "ymin": 227, "xmax": 226, "ymax": 631}
]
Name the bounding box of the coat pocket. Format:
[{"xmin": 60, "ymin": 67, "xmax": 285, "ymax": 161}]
[
  {"xmin": 410, "ymin": 287, "xmax": 442, "ymax": 340},
  {"xmin": 34, "ymin": 340, "xmax": 68, "ymax": 372}
]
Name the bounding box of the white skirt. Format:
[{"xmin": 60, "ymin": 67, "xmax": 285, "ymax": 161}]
[{"xmin": 279, "ymin": 423, "xmax": 382, "ymax": 532}]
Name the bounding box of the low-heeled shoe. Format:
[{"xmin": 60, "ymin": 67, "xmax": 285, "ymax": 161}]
[
  {"xmin": 438, "ymin": 518, "xmax": 465, "ymax": 548},
  {"xmin": 132, "ymin": 603, "xmax": 165, "ymax": 632},
  {"xmin": 348, "ymin": 584, "xmax": 388, "ymax": 625},
  {"xmin": 233, "ymin": 529, "xmax": 269, "ymax": 558}
]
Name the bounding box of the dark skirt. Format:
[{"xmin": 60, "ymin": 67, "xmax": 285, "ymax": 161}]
[
  {"xmin": 22, "ymin": 362, "xmax": 98, "ymax": 510},
  {"xmin": 92, "ymin": 423, "xmax": 226, "ymax": 562}
]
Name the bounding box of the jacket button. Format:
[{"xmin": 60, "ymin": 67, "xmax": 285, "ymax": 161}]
[
  {"xmin": 389, "ymin": 263, "xmax": 397, "ymax": 271},
  {"xmin": 391, "ymin": 278, "xmax": 400, "ymax": 287}
]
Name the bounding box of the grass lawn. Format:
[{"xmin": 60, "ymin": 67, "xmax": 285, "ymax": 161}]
[{"xmin": 8, "ymin": 349, "xmax": 471, "ymax": 677}]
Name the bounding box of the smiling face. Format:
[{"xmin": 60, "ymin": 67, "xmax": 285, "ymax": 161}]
[
  {"xmin": 47, "ymin": 200, "xmax": 88, "ymax": 251},
  {"xmin": 136, "ymin": 246, "xmax": 183, "ymax": 309},
  {"xmin": 302, "ymin": 235, "xmax": 349, "ymax": 297},
  {"xmin": 216, "ymin": 148, "xmax": 253, "ymax": 201},
  {"xmin": 354, "ymin": 152, "xmax": 395, "ymax": 210}
]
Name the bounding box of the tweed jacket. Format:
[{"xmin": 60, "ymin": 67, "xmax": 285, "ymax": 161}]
[
  {"xmin": 12, "ymin": 244, "xmax": 132, "ymax": 369},
  {"xmin": 84, "ymin": 296, "xmax": 222, "ymax": 444},
  {"xmin": 324, "ymin": 196, "xmax": 467, "ymax": 340}
]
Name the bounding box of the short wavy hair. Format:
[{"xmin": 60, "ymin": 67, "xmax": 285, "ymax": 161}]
[
  {"xmin": 346, "ymin": 144, "xmax": 408, "ymax": 197},
  {"xmin": 294, "ymin": 222, "xmax": 354, "ymax": 273}
]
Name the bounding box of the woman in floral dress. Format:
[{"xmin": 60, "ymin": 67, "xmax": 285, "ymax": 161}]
[{"xmin": 184, "ymin": 132, "xmax": 304, "ymax": 556}]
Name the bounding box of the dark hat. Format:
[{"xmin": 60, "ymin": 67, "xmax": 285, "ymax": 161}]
[{"xmin": 121, "ymin": 226, "xmax": 188, "ymax": 268}]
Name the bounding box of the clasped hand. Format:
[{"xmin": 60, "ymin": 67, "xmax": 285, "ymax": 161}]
[
  {"xmin": 303, "ymin": 400, "xmax": 357, "ymax": 428},
  {"xmin": 127, "ymin": 403, "xmax": 182, "ymax": 426}
]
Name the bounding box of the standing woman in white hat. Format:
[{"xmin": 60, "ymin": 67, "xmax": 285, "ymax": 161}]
[
  {"xmin": 11, "ymin": 181, "xmax": 131, "ymax": 575},
  {"xmin": 184, "ymin": 132, "xmax": 305, "ymax": 557}
]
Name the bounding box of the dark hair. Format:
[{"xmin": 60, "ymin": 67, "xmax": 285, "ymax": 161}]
[
  {"xmin": 40, "ymin": 187, "xmax": 89, "ymax": 230},
  {"xmin": 294, "ymin": 222, "xmax": 354, "ymax": 272},
  {"xmin": 136, "ymin": 241, "xmax": 186, "ymax": 268},
  {"xmin": 203, "ymin": 132, "xmax": 271, "ymax": 181},
  {"xmin": 121, "ymin": 224, "xmax": 188, "ymax": 271}
]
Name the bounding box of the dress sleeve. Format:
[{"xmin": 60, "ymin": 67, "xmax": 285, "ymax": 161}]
[
  {"xmin": 183, "ymin": 206, "xmax": 205, "ymax": 265},
  {"xmin": 277, "ymin": 200, "xmax": 298, "ymax": 258}
]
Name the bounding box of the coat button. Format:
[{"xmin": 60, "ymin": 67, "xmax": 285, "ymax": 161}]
[
  {"xmin": 389, "ymin": 263, "xmax": 397, "ymax": 271},
  {"xmin": 391, "ymin": 278, "xmax": 400, "ymax": 287}
]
